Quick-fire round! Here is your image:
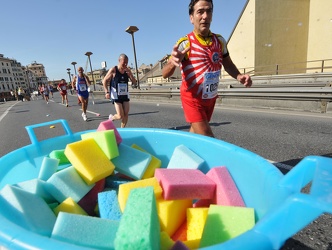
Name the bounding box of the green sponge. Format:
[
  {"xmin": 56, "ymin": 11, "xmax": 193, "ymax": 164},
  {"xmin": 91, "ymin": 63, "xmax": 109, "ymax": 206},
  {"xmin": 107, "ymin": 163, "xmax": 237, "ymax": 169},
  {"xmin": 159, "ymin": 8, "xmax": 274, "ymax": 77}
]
[
  {"xmin": 199, "ymin": 205, "xmax": 255, "ymax": 248},
  {"xmin": 49, "ymin": 149, "xmax": 70, "ymax": 165},
  {"xmin": 115, "ymin": 186, "xmax": 160, "ymax": 250}
]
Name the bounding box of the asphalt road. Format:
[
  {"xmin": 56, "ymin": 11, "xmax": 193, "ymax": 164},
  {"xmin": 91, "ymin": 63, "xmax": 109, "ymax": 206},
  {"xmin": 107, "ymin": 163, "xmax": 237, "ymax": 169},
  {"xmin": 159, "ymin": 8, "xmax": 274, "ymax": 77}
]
[{"xmin": 0, "ymin": 92, "xmax": 331, "ymax": 250}]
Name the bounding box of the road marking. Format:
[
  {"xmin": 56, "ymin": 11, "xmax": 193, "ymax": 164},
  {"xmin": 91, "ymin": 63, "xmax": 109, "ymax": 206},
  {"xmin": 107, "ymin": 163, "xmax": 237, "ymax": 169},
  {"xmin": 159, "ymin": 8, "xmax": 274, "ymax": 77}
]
[{"xmin": 0, "ymin": 102, "xmax": 19, "ymax": 122}]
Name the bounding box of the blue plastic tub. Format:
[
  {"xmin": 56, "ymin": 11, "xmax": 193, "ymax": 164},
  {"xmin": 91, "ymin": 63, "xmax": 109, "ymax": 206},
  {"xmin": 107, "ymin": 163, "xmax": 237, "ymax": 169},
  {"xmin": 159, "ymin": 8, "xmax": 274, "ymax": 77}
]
[{"xmin": 0, "ymin": 119, "xmax": 331, "ymax": 250}]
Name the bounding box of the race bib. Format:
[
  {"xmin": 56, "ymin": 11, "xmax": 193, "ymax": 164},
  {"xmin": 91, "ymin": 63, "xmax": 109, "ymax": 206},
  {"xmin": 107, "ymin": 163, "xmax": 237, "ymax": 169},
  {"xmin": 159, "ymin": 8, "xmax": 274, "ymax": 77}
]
[
  {"xmin": 61, "ymin": 86, "xmax": 66, "ymax": 90},
  {"xmin": 78, "ymin": 84, "xmax": 87, "ymax": 91},
  {"xmin": 117, "ymin": 83, "xmax": 128, "ymax": 96},
  {"xmin": 202, "ymin": 70, "xmax": 220, "ymax": 99}
]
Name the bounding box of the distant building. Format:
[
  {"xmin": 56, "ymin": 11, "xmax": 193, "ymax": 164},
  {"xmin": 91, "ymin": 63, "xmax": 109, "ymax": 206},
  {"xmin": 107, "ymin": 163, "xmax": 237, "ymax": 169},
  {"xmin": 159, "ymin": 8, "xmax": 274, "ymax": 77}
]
[
  {"xmin": 27, "ymin": 61, "xmax": 48, "ymax": 88},
  {"xmin": 0, "ymin": 54, "xmax": 28, "ymax": 100},
  {"xmin": 0, "ymin": 54, "xmax": 49, "ymax": 100}
]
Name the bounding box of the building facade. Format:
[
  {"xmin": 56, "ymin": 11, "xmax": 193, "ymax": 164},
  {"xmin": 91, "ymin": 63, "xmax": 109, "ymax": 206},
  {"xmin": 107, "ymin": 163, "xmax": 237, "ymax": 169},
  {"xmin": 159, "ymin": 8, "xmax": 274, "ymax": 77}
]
[
  {"xmin": 0, "ymin": 54, "xmax": 28, "ymax": 100},
  {"xmin": 27, "ymin": 61, "xmax": 48, "ymax": 89},
  {"xmin": 0, "ymin": 54, "xmax": 48, "ymax": 100},
  {"xmin": 227, "ymin": 0, "xmax": 332, "ymax": 76}
]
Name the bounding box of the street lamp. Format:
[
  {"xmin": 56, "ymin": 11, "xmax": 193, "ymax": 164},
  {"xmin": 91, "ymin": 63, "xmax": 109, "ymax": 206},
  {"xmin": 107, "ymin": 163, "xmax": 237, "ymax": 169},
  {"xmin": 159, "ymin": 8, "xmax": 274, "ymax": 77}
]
[
  {"xmin": 71, "ymin": 62, "xmax": 77, "ymax": 75},
  {"xmin": 66, "ymin": 68, "xmax": 71, "ymax": 83},
  {"xmin": 125, "ymin": 25, "xmax": 140, "ymax": 89},
  {"xmin": 85, "ymin": 52, "xmax": 96, "ymax": 91}
]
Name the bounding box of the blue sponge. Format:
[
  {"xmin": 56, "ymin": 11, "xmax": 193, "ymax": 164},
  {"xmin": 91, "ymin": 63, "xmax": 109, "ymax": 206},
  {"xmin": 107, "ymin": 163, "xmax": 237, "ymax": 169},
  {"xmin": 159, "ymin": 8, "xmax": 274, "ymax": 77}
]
[
  {"xmin": 52, "ymin": 212, "xmax": 119, "ymax": 249},
  {"xmin": 112, "ymin": 143, "xmax": 152, "ymax": 180},
  {"xmin": 45, "ymin": 166, "xmax": 95, "ymax": 203},
  {"xmin": 98, "ymin": 190, "xmax": 122, "ymax": 221},
  {"xmin": 0, "ymin": 185, "xmax": 56, "ymax": 237},
  {"xmin": 167, "ymin": 144, "xmax": 204, "ymax": 170}
]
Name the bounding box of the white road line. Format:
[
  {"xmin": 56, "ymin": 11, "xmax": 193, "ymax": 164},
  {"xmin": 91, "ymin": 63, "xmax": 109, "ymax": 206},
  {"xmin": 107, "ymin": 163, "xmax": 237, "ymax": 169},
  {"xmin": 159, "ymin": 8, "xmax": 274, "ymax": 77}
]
[{"xmin": 0, "ymin": 102, "xmax": 18, "ymax": 122}]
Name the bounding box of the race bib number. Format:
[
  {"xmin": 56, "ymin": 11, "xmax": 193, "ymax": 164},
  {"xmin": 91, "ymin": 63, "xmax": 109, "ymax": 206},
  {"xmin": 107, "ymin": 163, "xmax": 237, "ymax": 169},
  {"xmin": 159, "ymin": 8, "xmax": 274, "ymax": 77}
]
[
  {"xmin": 78, "ymin": 84, "xmax": 87, "ymax": 91},
  {"xmin": 202, "ymin": 70, "xmax": 220, "ymax": 99},
  {"xmin": 117, "ymin": 83, "xmax": 128, "ymax": 96},
  {"xmin": 61, "ymin": 86, "xmax": 66, "ymax": 90}
]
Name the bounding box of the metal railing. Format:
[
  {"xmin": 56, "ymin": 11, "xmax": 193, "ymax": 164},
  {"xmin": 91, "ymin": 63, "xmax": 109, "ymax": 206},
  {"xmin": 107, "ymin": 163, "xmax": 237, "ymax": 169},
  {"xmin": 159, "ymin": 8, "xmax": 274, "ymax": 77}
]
[{"xmin": 93, "ymin": 72, "xmax": 332, "ymax": 112}]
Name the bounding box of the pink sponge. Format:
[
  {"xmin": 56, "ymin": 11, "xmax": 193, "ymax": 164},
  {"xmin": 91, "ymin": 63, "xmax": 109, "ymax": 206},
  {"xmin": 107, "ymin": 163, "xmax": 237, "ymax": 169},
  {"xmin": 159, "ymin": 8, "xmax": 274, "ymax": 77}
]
[
  {"xmin": 97, "ymin": 119, "xmax": 122, "ymax": 144},
  {"xmin": 155, "ymin": 169, "xmax": 216, "ymax": 200},
  {"xmin": 206, "ymin": 166, "xmax": 245, "ymax": 207}
]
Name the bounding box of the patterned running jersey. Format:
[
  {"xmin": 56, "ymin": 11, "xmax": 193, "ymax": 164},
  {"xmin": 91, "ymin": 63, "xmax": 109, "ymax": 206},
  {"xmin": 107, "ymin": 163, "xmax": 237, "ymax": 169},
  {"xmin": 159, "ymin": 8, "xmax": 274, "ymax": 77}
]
[{"xmin": 177, "ymin": 32, "xmax": 228, "ymax": 100}]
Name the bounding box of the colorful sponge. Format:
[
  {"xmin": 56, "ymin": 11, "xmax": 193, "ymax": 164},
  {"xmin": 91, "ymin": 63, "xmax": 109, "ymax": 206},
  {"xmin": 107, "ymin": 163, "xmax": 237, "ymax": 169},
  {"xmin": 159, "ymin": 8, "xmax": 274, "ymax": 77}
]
[
  {"xmin": 118, "ymin": 177, "xmax": 163, "ymax": 212},
  {"xmin": 53, "ymin": 197, "xmax": 87, "ymax": 216},
  {"xmin": 97, "ymin": 119, "xmax": 122, "ymax": 144},
  {"xmin": 206, "ymin": 166, "xmax": 245, "ymax": 207},
  {"xmin": 78, "ymin": 178, "xmax": 105, "ymax": 216},
  {"xmin": 49, "ymin": 149, "xmax": 70, "ymax": 165},
  {"xmin": 65, "ymin": 138, "xmax": 115, "ymax": 185},
  {"xmin": 160, "ymin": 231, "xmax": 175, "ymax": 250},
  {"xmin": 132, "ymin": 144, "xmax": 161, "ymax": 179},
  {"xmin": 81, "ymin": 130, "xmax": 119, "ymax": 160},
  {"xmin": 0, "ymin": 185, "xmax": 56, "ymax": 237},
  {"xmin": 156, "ymin": 198, "xmax": 192, "ymax": 236},
  {"xmin": 199, "ymin": 205, "xmax": 255, "ymax": 248},
  {"xmin": 15, "ymin": 178, "xmax": 55, "ymax": 204},
  {"xmin": 38, "ymin": 157, "xmax": 59, "ymax": 181},
  {"xmin": 154, "ymin": 168, "xmax": 216, "ymax": 200},
  {"xmin": 46, "ymin": 166, "xmax": 94, "ymax": 203},
  {"xmin": 167, "ymin": 144, "xmax": 204, "ymax": 170},
  {"xmin": 98, "ymin": 190, "xmax": 122, "ymax": 221},
  {"xmin": 112, "ymin": 143, "xmax": 151, "ymax": 180},
  {"xmin": 187, "ymin": 207, "xmax": 209, "ymax": 241},
  {"xmin": 51, "ymin": 212, "xmax": 119, "ymax": 249},
  {"xmin": 114, "ymin": 186, "xmax": 160, "ymax": 250}
]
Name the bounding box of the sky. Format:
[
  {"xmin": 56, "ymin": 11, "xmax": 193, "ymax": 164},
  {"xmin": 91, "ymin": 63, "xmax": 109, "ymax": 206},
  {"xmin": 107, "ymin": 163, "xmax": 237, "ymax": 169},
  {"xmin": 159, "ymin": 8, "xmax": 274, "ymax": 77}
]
[{"xmin": 1, "ymin": 0, "xmax": 248, "ymax": 81}]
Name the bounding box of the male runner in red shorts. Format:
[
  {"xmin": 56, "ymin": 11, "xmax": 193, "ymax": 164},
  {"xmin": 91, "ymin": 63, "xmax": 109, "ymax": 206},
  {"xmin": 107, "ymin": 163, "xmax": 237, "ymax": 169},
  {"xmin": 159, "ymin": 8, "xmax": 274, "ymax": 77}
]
[{"xmin": 162, "ymin": 0, "xmax": 252, "ymax": 137}]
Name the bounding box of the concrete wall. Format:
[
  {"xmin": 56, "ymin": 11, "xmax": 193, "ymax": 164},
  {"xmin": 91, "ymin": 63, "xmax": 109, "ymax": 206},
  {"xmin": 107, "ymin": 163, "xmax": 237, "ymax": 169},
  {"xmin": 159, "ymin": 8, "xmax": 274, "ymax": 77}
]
[
  {"xmin": 306, "ymin": 0, "xmax": 332, "ymax": 73},
  {"xmin": 226, "ymin": 0, "xmax": 255, "ymax": 75},
  {"xmin": 227, "ymin": 0, "xmax": 332, "ymax": 76},
  {"xmin": 255, "ymin": 0, "xmax": 310, "ymax": 75}
]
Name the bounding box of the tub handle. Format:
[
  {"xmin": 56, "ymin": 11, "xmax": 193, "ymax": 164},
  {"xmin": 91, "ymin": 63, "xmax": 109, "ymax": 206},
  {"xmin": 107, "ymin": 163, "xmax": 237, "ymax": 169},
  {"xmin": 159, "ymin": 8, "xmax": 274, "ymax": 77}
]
[
  {"xmin": 25, "ymin": 119, "xmax": 73, "ymax": 145},
  {"xmin": 254, "ymin": 155, "xmax": 332, "ymax": 249}
]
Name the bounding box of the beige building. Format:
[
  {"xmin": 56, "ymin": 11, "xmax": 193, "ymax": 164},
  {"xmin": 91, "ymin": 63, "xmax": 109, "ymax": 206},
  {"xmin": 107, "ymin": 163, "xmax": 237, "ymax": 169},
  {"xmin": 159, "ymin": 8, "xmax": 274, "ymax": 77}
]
[
  {"xmin": 227, "ymin": 0, "xmax": 332, "ymax": 76},
  {"xmin": 0, "ymin": 54, "xmax": 28, "ymax": 100},
  {"xmin": 27, "ymin": 61, "xmax": 48, "ymax": 88}
]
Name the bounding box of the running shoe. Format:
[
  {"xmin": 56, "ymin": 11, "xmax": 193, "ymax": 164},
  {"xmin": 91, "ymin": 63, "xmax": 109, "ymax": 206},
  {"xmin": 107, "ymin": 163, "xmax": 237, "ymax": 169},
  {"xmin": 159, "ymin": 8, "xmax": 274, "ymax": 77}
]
[{"xmin": 83, "ymin": 114, "xmax": 87, "ymax": 121}]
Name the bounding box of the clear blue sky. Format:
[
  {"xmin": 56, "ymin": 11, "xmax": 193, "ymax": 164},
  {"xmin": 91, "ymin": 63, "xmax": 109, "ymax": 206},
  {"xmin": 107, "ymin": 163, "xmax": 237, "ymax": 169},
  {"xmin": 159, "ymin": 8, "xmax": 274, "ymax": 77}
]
[{"xmin": 1, "ymin": 0, "xmax": 247, "ymax": 81}]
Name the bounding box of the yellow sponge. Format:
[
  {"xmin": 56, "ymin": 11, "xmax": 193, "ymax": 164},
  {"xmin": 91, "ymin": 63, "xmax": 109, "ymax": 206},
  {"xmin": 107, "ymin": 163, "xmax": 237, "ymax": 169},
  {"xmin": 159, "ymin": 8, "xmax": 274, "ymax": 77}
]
[
  {"xmin": 187, "ymin": 207, "xmax": 209, "ymax": 241},
  {"xmin": 65, "ymin": 138, "xmax": 115, "ymax": 185},
  {"xmin": 156, "ymin": 198, "xmax": 192, "ymax": 237},
  {"xmin": 81, "ymin": 130, "xmax": 119, "ymax": 160},
  {"xmin": 53, "ymin": 197, "xmax": 88, "ymax": 216},
  {"xmin": 160, "ymin": 231, "xmax": 174, "ymax": 250},
  {"xmin": 131, "ymin": 144, "xmax": 161, "ymax": 179},
  {"xmin": 183, "ymin": 239, "xmax": 201, "ymax": 249},
  {"xmin": 118, "ymin": 177, "xmax": 162, "ymax": 212}
]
